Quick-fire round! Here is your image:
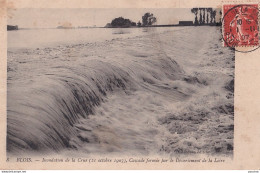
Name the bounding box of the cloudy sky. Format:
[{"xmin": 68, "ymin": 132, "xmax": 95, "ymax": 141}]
[{"xmin": 8, "ymin": 8, "xmax": 199, "ymax": 28}]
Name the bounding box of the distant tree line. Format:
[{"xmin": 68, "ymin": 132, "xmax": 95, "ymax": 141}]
[
  {"xmin": 105, "ymin": 9, "xmax": 221, "ymax": 28},
  {"xmin": 142, "ymin": 13, "xmax": 157, "ymax": 26},
  {"xmin": 191, "ymin": 8, "xmax": 221, "ymax": 25},
  {"xmin": 106, "ymin": 17, "xmax": 136, "ymax": 28},
  {"xmin": 105, "ymin": 12, "xmax": 157, "ymax": 28}
]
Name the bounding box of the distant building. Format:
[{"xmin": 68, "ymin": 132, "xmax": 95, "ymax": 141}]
[
  {"xmin": 178, "ymin": 21, "xmax": 193, "ymax": 26},
  {"xmin": 7, "ymin": 25, "xmax": 18, "ymax": 31}
]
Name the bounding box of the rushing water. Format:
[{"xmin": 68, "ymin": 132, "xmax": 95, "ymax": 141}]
[{"xmin": 7, "ymin": 27, "xmax": 235, "ymax": 156}]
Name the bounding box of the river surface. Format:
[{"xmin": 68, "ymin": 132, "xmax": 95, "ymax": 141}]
[{"xmin": 8, "ymin": 27, "xmax": 184, "ymax": 49}]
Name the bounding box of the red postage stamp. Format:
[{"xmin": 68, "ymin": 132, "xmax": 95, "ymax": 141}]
[{"xmin": 223, "ymin": 4, "xmax": 259, "ymax": 47}]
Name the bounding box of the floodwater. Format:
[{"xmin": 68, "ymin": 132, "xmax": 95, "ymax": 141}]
[{"xmin": 7, "ymin": 27, "xmax": 234, "ymax": 157}]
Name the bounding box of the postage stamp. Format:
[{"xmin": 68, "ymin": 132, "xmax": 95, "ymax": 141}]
[{"xmin": 222, "ymin": 4, "xmax": 259, "ymax": 47}]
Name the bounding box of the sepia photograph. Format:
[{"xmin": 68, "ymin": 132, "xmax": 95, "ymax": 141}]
[{"xmin": 6, "ymin": 7, "xmax": 235, "ymax": 159}]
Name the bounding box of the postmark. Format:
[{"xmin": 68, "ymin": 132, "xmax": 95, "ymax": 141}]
[{"xmin": 222, "ymin": 4, "xmax": 259, "ymax": 52}]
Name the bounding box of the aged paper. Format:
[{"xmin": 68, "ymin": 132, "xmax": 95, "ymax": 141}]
[{"xmin": 0, "ymin": 0, "xmax": 260, "ymax": 170}]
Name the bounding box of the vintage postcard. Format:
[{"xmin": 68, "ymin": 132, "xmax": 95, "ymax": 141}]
[{"xmin": 0, "ymin": 0, "xmax": 259, "ymax": 170}]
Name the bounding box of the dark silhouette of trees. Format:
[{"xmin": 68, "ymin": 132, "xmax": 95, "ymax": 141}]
[
  {"xmin": 191, "ymin": 7, "xmax": 219, "ymax": 25},
  {"xmin": 131, "ymin": 22, "xmax": 136, "ymax": 26},
  {"xmin": 199, "ymin": 8, "xmax": 203, "ymax": 24},
  {"xmin": 211, "ymin": 10, "xmax": 217, "ymax": 24},
  {"xmin": 219, "ymin": 10, "xmax": 222, "ymax": 24},
  {"xmin": 202, "ymin": 8, "xmax": 206, "ymax": 24},
  {"xmin": 142, "ymin": 13, "xmax": 157, "ymax": 26},
  {"xmin": 109, "ymin": 17, "xmax": 136, "ymax": 27},
  {"xmin": 191, "ymin": 8, "xmax": 199, "ymax": 25},
  {"xmin": 206, "ymin": 8, "xmax": 212, "ymax": 24},
  {"xmin": 210, "ymin": 10, "xmax": 214, "ymax": 23},
  {"xmin": 137, "ymin": 21, "xmax": 141, "ymax": 27}
]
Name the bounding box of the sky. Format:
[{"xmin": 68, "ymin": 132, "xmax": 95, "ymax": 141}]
[{"xmin": 7, "ymin": 8, "xmax": 198, "ymax": 28}]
